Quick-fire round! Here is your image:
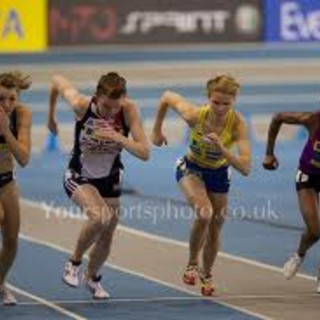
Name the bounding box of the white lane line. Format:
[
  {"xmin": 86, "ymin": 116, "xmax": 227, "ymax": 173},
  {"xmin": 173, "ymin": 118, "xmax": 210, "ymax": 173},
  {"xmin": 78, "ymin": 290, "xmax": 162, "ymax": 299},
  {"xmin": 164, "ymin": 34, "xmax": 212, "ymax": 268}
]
[
  {"xmin": 21, "ymin": 198, "xmax": 316, "ymax": 283},
  {"xmin": 16, "ymin": 292, "xmax": 320, "ymax": 306},
  {"xmin": 7, "ymin": 284, "xmax": 87, "ymax": 320}
]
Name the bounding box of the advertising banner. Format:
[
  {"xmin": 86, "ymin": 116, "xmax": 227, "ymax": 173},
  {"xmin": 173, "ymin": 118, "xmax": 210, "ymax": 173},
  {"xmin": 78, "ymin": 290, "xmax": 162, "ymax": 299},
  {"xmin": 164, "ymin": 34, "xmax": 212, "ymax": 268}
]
[
  {"xmin": 49, "ymin": 0, "xmax": 263, "ymax": 46},
  {"xmin": 0, "ymin": 0, "xmax": 47, "ymax": 53},
  {"xmin": 265, "ymin": 0, "xmax": 320, "ymax": 42}
]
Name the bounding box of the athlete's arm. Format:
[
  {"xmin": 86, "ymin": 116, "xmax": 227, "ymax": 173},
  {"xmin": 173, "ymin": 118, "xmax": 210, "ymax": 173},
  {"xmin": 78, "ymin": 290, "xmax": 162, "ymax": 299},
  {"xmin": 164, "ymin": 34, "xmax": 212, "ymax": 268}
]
[
  {"xmin": 151, "ymin": 91, "xmax": 198, "ymax": 146},
  {"xmin": 263, "ymin": 112, "xmax": 315, "ymax": 170},
  {"xmin": 48, "ymin": 75, "xmax": 89, "ymax": 134},
  {"xmin": 95, "ymin": 101, "xmax": 150, "ymax": 161},
  {"xmin": 205, "ymin": 113, "xmax": 251, "ymax": 176},
  {"xmin": 218, "ymin": 113, "xmax": 251, "ymax": 176},
  {"xmin": 120, "ymin": 102, "xmax": 150, "ymax": 161},
  {"xmin": 231, "ymin": 115, "xmax": 251, "ymax": 176},
  {"xmin": 0, "ymin": 105, "xmax": 32, "ymax": 167}
]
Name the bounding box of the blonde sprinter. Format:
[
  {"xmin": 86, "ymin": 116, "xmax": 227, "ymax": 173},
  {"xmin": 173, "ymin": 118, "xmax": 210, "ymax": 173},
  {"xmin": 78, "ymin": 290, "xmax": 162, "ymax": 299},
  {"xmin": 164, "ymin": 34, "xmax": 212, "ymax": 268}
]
[
  {"xmin": 0, "ymin": 72, "xmax": 32, "ymax": 305},
  {"xmin": 151, "ymin": 75, "xmax": 251, "ymax": 296},
  {"xmin": 48, "ymin": 73, "xmax": 149, "ymax": 299}
]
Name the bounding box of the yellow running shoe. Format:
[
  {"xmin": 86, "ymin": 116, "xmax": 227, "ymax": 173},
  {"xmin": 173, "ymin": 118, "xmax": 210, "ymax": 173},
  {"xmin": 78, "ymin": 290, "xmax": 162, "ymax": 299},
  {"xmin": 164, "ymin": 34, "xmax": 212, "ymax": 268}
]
[
  {"xmin": 199, "ymin": 273, "xmax": 215, "ymax": 296},
  {"xmin": 182, "ymin": 264, "xmax": 199, "ymax": 286}
]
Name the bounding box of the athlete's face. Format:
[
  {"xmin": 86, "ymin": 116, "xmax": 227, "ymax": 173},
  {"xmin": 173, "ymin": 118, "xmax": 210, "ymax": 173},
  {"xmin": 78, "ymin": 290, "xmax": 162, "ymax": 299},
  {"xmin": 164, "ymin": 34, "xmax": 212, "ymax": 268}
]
[
  {"xmin": 0, "ymin": 86, "xmax": 19, "ymax": 114},
  {"xmin": 208, "ymin": 91, "xmax": 234, "ymax": 118}
]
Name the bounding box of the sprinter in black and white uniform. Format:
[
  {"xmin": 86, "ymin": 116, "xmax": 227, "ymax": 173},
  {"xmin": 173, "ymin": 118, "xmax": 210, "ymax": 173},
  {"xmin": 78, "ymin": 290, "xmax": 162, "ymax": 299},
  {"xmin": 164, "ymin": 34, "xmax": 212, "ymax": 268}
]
[
  {"xmin": 48, "ymin": 72, "xmax": 149, "ymax": 299},
  {"xmin": 64, "ymin": 97, "xmax": 129, "ymax": 199}
]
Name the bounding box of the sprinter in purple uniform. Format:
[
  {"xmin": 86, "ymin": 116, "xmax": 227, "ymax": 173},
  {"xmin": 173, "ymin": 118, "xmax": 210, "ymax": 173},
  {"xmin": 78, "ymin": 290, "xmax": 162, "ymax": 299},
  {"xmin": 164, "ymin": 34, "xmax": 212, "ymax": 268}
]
[{"xmin": 263, "ymin": 111, "xmax": 320, "ymax": 292}]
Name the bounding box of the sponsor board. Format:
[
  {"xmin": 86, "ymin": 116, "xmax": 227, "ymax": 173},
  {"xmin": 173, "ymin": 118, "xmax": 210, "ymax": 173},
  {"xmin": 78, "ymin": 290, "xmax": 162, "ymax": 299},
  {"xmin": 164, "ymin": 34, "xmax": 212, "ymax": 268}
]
[
  {"xmin": 265, "ymin": 0, "xmax": 320, "ymax": 42},
  {"xmin": 49, "ymin": 0, "xmax": 262, "ymax": 45},
  {"xmin": 0, "ymin": 0, "xmax": 47, "ymax": 52}
]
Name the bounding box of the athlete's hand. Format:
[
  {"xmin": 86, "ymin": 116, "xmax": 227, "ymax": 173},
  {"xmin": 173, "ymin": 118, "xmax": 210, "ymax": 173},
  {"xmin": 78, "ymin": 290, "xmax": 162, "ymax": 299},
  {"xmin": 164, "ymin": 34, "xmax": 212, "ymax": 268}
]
[
  {"xmin": 95, "ymin": 126, "xmax": 123, "ymax": 143},
  {"xmin": 0, "ymin": 107, "xmax": 10, "ymax": 135},
  {"xmin": 151, "ymin": 130, "xmax": 168, "ymax": 146},
  {"xmin": 47, "ymin": 117, "xmax": 59, "ymax": 135},
  {"xmin": 204, "ymin": 132, "xmax": 223, "ymax": 150},
  {"xmin": 262, "ymin": 154, "xmax": 279, "ymax": 170}
]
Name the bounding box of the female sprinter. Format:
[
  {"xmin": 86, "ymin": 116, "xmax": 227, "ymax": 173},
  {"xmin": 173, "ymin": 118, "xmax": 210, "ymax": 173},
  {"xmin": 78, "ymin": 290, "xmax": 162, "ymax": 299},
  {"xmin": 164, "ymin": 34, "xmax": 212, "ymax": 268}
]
[
  {"xmin": 151, "ymin": 74, "xmax": 251, "ymax": 296},
  {"xmin": 47, "ymin": 72, "xmax": 149, "ymax": 299},
  {"xmin": 0, "ymin": 71, "xmax": 32, "ymax": 305}
]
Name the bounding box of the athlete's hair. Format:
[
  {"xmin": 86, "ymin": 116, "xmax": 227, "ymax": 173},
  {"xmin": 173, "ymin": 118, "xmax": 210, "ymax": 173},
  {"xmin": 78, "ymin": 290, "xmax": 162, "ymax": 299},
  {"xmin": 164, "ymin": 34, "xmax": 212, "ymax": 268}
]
[
  {"xmin": 95, "ymin": 72, "xmax": 127, "ymax": 99},
  {"xmin": 0, "ymin": 71, "xmax": 32, "ymax": 91},
  {"xmin": 206, "ymin": 74, "xmax": 240, "ymax": 97}
]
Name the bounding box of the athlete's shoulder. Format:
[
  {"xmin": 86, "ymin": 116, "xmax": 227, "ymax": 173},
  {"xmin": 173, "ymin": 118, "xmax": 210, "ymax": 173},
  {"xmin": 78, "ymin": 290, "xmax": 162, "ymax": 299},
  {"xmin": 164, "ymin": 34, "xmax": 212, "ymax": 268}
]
[
  {"xmin": 122, "ymin": 97, "xmax": 140, "ymax": 117},
  {"xmin": 231, "ymin": 110, "xmax": 245, "ymax": 126},
  {"xmin": 122, "ymin": 96, "xmax": 137, "ymax": 107},
  {"xmin": 195, "ymin": 104, "xmax": 209, "ymax": 120}
]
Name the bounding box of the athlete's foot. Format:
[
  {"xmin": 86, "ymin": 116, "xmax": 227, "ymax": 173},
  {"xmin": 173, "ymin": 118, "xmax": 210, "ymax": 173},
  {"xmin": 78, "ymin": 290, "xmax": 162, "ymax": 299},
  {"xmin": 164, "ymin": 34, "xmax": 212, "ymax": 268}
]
[
  {"xmin": 283, "ymin": 253, "xmax": 303, "ymax": 280},
  {"xmin": 84, "ymin": 274, "xmax": 110, "ymax": 300},
  {"xmin": 0, "ymin": 286, "xmax": 17, "ymax": 306},
  {"xmin": 199, "ymin": 272, "xmax": 215, "ymax": 296},
  {"xmin": 182, "ymin": 264, "xmax": 199, "ymax": 286},
  {"xmin": 62, "ymin": 260, "xmax": 81, "ymax": 287}
]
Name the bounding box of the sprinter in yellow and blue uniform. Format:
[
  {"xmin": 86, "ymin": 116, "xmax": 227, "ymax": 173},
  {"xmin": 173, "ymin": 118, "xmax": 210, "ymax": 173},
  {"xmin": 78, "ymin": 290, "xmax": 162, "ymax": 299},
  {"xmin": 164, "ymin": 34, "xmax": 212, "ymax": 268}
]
[{"xmin": 151, "ymin": 74, "xmax": 251, "ymax": 296}]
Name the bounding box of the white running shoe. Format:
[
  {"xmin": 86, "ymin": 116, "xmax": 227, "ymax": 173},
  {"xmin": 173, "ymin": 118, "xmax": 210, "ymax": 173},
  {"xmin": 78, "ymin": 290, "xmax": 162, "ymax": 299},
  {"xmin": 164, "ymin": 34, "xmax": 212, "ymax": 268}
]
[
  {"xmin": 0, "ymin": 286, "xmax": 17, "ymax": 306},
  {"xmin": 85, "ymin": 275, "xmax": 110, "ymax": 300},
  {"xmin": 283, "ymin": 253, "xmax": 302, "ymax": 280},
  {"xmin": 62, "ymin": 261, "xmax": 81, "ymax": 287}
]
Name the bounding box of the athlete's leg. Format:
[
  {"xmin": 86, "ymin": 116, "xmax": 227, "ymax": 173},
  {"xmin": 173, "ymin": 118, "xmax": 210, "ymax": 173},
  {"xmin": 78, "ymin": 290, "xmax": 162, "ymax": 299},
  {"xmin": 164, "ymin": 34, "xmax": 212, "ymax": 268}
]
[
  {"xmin": 202, "ymin": 192, "xmax": 227, "ymax": 277},
  {"xmin": 86, "ymin": 197, "xmax": 120, "ymax": 278},
  {"xmin": 70, "ymin": 184, "xmax": 114, "ymax": 263},
  {"xmin": 0, "ymin": 182, "xmax": 20, "ymax": 286},
  {"xmin": 0, "ymin": 182, "xmax": 19, "ymax": 305},
  {"xmin": 179, "ymin": 175, "xmax": 213, "ymax": 266},
  {"xmin": 81, "ymin": 198, "xmax": 120, "ymax": 299},
  {"xmin": 283, "ymin": 188, "xmax": 319, "ymax": 279},
  {"xmin": 196, "ymin": 192, "xmax": 227, "ymax": 295},
  {"xmin": 297, "ymin": 188, "xmax": 319, "ymax": 257}
]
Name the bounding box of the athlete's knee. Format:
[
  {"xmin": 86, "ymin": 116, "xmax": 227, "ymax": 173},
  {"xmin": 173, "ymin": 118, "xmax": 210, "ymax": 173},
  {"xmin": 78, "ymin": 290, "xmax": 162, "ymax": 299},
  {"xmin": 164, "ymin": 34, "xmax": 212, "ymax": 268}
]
[
  {"xmin": 86, "ymin": 205, "xmax": 113, "ymax": 228},
  {"xmin": 194, "ymin": 200, "xmax": 213, "ymax": 222}
]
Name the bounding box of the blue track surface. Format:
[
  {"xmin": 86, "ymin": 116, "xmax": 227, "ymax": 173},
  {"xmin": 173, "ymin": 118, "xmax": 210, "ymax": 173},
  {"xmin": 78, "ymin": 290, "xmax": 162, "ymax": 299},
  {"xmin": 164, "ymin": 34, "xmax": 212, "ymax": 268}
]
[{"xmin": 3, "ymin": 238, "xmax": 258, "ymax": 320}]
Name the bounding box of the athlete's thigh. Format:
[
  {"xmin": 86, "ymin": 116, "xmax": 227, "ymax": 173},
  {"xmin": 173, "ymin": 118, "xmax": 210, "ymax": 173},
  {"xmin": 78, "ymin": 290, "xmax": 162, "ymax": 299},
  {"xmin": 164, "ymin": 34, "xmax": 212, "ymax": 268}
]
[
  {"xmin": 297, "ymin": 188, "xmax": 319, "ymax": 233},
  {"xmin": 0, "ymin": 181, "xmax": 20, "ymax": 237},
  {"xmin": 71, "ymin": 184, "xmax": 107, "ymax": 219},
  {"xmin": 178, "ymin": 174, "xmax": 210, "ymax": 208}
]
